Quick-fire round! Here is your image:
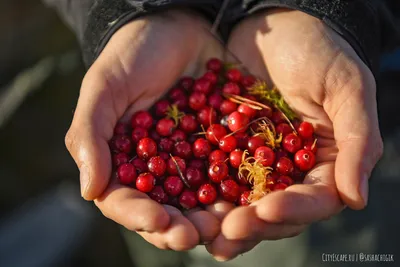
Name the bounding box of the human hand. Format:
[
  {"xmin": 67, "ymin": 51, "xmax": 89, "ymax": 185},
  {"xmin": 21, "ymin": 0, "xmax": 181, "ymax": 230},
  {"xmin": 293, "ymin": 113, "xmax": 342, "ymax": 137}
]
[
  {"xmin": 206, "ymin": 8, "xmax": 383, "ymax": 260},
  {"xmin": 65, "ymin": 9, "xmax": 235, "ymax": 250}
]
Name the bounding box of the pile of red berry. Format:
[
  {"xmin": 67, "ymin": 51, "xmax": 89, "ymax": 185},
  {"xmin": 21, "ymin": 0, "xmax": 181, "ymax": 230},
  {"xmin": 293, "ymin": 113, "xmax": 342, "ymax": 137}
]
[{"xmin": 109, "ymin": 58, "xmax": 317, "ymax": 209}]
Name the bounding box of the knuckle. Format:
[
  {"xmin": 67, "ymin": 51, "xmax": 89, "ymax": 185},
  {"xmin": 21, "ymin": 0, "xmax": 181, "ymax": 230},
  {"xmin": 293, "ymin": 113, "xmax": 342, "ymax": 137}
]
[{"xmin": 64, "ymin": 129, "xmax": 77, "ymax": 152}]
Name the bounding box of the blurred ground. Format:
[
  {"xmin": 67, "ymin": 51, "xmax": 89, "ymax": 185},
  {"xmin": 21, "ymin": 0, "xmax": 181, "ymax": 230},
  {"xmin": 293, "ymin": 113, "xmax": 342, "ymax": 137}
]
[{"xmin": 0, "ymin": 1, "xmax": 399, "ymax": 267}]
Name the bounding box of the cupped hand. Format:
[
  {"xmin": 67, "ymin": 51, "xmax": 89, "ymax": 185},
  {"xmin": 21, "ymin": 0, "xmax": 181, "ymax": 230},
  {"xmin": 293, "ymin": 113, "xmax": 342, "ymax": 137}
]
[
  {"xmin": 206, "ymin": 8, "xmax": 383, "ymax": 260},
  {"xmin": 65, "ymin": 9, "xmax": 234, "ymax": 251}
]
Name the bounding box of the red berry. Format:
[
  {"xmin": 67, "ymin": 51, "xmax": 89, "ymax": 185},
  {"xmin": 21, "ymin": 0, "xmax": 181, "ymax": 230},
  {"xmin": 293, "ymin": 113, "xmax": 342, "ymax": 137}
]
[
  {"xmin": 235, "ymin": 132, "xmax": 249, "ymax": 150},
  {"xmin": 238, "ymin": 191, "xmax": 251, "ymax": 206},
  {"xmin": 271, "ymin": 111, "xmax": 286, "ymax": 125},
  {"xmin": 114, "ymin": 123, "xmax": 129, "ymax": 135},
  {"xmin": 209, "ymin": 149, "xmax": 228, "ymax": 163},
  {"xmin": 189, "ymin": 92, "xmax": 207, "ymax": 110},
  {"xmin": 180, "ymin": 114, "xmax": 198, "ymax": 133},
  {"xmin": 223, "ymin": 82, "xmax": 241, "ymax": 95},
  {"xmin": 149, "ymin": 186, "xmax": 168, "ymax": 204},
  {"xmin": 117, "ymin": 163, "xmax": 137, "ymax": 185},
  {"xmin": 219, "ymin": 179, "xmax": 240, "ymax": 202},
  {"xmin": 203, "ymin": 71, "xmax": 218, "ymax": 85},
  {"xmin": 227, "ymin": 111, "xmax": 249, "ymax": 133},
  {"xmin": 276, "ymin": 123, "xmax": 293, "ymax": 137},
  {"xmin": 131, "ymin": 111, "xmax": 153, "ymax": 129},
  {"xmin": 254, "ymin": 146, "xmax": 275, "ymax": 167},
  {"xmin": 169, "ymin": 87, "xmax": 186, "ymax": 100},
  {"xmin": 258, "ymin": 107, "xmax": 273, "ymax": 119},
  {"xmin": 208, "ymin": 161, "xmax": 229, "ymax": 183},
  {"xmin": 113, "ymin": 153, "xmax": 129, "ymax": 167},
  {"xmin": 147, "ymin": 156, "xmax": 167, "ymax": 177},
  {"xmin": 275, "ymin": 149, "xmax": 289, "ymax": 162},
  {"xmin": 206, "ymin": 124, "xmax": 227, "ymax": 145},
  {"xmin": 185, "ymin": 167, "xmax": 206, "ymax": 189},
  {"xmin": 149, "ymin": 130, "xmax": 161, "ymax": 142},
  {"xmin": 111, "ymin": 135, "xmax": 132, "ymax": 153},
  {"xmin": 164, "ymin": 176, "xmax": 184, "ymax": 196},
  {"xmin": 131, "ymin": 127, "xmax": 148, "ymax": 143},
  {"xmin": 155, "ymin": 99, "xmax": 170, "ymax": 117},
  {"xmin": 283, "ymin": 133, "xmax": 303, "ymax": 153},
  {"xmin": 188, "ymin": 159, "xmax": 205, "ymax": 169},
  {"xmin": 170, "ymin": 129, "xmax": 187, "ymax": 142},
  {"xmin": 297, "ymin": 121, "xmax": 314, "ymax": 139},
  {"xmin": 303, "ymin": 138, "xmax": 318, "ymax": 154},
  {"xmin": 179, "ymin": 190, "xmax": 198, "ymax": 209},
  {"xmin": 159, "ymin": 138, "xmax": 174, "ymax": 152},
  {"xmin": 219, "ymin": 135, "xmax": 238, "ymax": 153},
  {"xmin": 277, "ymin": 175, "xmax": 294, "ymax": 186},
  {"xmin": 208, "ymin": 93, "xmax": 223, "ymax": 110},
  {"xmin": 237, "ymin": 104, "xmax": 257, "ymax": 118},
  {"xmin": 238, "ymin": 185, "xmax": 250, "ymax": 194},
  {"xmin": 294, "ymin": 149, "xmax": 316, "ymax": 171},
  {"xmin": 167, "ymin": 156, "xmax": 186, "ymax": 175},
  {"xmin": 247, "ymin": 136, "xmax": 265, "ymax": 155},
  {"xmin": 192, "ymin": 138, "xmax": 211, "ymax": 159},
  {"xmin": 241, "ymin": 75, "xmax": 256, "ymax": 88},
  {"xmin": 193, "ymin": 78, "xmax": 212, "ymax": 95},
  {"xmin": 197, "ymin": 183, "xmax": 217, "ymax": 205},
  {"xmin": 136, "ymin": 137, "xmax": 157, "ymax": 160},
  {"xmin": 173, "ymin": 141, "xmax": 192, "ymax": 159},
  {"xmin": 156, "ymin": 118, "xmax": 175, "ymax": 137},
  {"xmin": 179, "ymin": 76, "xmax": 194, "ymax": 91},
  {"xmin": 132, "ymin": 158, "xmax": 148, "ymax": 173},
  {"xmin": 236, "ymin": 173, "xmax": 249, "ymax": 185},
  {"xmin": 273, "ymin": 183, "xmax": 288, "ymax": 191},
  {"xmin": 267, "ymin": 171, "xmax": 279, "ymax": 181},
  {"xmin": 172, "ymin": 94, "xmax": 188, "ymax": 110},
  {"xmin": 136, "ymin": 173, "xmax": 156, "ymax": 193},
  {"xmin": 158, "ymin": 151, "xmax": 170, "ymax": 161},
  {"xmin": 229, "ymin": 149, "xmax": 244, "ymax": 168},
  {"xmin": 276, "ymin": 157, "xmax": 294, "ymax": 175},
  {"xmin": 206, "ymin": 58, "xmax": 223, "ymax": 73},
  {"xmin": 197, "ymin": 107, "xmax": 217, "ymax": 127},
  {"xmin": 226, "ymin": 68, "xmax": 242, "ymax": 83},
  {"xmin": 220, "ymin": 100, "xmax": 237, "ymax": 115}
]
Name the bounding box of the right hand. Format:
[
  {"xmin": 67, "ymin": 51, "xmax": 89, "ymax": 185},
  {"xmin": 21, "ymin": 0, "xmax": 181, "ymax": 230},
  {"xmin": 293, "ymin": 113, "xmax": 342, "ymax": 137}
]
[{"xmin": 65, "ymin": 9, "xmax": 234, "ymax": 250}]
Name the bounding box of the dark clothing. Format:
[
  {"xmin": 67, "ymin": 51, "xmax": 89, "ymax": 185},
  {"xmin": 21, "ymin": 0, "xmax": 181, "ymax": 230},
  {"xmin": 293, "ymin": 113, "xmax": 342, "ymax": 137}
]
[{"xmin": 43, "ymin": 0, "xmax": 400, "ymax": 76}]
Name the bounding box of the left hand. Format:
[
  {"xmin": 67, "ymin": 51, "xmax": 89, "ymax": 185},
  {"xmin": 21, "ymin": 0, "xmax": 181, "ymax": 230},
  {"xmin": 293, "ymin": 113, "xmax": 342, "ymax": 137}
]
[{"xmin": 206, "ymin": 8, "xmax": 383, "ymax": 260}]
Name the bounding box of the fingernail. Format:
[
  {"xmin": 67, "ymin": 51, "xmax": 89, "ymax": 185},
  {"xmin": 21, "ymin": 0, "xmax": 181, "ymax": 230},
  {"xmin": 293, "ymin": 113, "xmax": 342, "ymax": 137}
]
[
  {"xmin": 80, "ymin": 165, "xmax": 90, "ymax": 198},
  {"xmin": 214, "ymin": 256, "xmax": 228, "ymax": 262},
  {"xmin": 163, "ymin": 205, "xmax": 181, "ymax": 216},
  {"xmin": 360, "ymin": 173, "xmax": 369, "ymax": 206}
]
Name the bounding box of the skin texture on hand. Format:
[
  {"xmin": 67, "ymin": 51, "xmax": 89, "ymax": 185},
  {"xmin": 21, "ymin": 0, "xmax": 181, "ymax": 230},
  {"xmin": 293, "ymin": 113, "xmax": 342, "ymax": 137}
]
[
  {"xmin": 205, "ymin": 8, "xmax": 384, "ymax": 261},
  {"xmin": 65, "ymin": 9, "xmax": 235, "ymax": 251}
]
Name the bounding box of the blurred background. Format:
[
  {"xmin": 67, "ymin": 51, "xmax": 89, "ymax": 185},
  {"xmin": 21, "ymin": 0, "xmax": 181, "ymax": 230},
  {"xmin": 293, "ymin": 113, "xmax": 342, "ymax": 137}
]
[{"xmin": 0, "ymin": 1, "xmax": 399, "ymax": 267}]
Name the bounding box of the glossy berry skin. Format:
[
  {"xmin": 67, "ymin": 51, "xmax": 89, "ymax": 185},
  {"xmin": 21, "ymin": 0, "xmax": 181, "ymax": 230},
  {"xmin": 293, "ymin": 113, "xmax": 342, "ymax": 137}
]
[
  {"xmin": 273, "ymin": 183, "xmax": 288, "ymax": 191},
  {"xmin": 131, "ymin": 127, "xmax": 148, "ymax": 143},
  {"xmin": 229, "ymin": 149, "xmax": 244, "ymax": 168},
  {"xmin": 189, "ymin": 92, "xmax": 207, "ymax": 110},
  {"xmin": 297, "ymin": 121, "xmax": 314, "ymax": 139},
  {"xmin": 192, "ymin": 138, "xmax": 211, "ymax": 159},
  {"xmin": 197, "ymin": 183, "xmax": 217, "ymax": 205},
  {"xmin": 197, "ymin": 107, "xmax": 217, "ymax": 127},
  {"xmin": 169, "ymin": 87, "xmax": 186, "ymax": 100},
  {"xmin": 136, "ymin": 137, "xmax": 157, "ymax": 160},
  {"xmin": 208, "ymin": 93, "xmax": 223, "ymax": 110},
  {"xmin": 277, "ymin": 176, "xmax": 294, "ymax": 186},
  {"xmin": 276, "ymin": 157, "xmax": 294, "ymax": 175},
  {"xmin": 131, "ymin": 111, "xmax": 153, "ymax": 129},
  {"xmin": 167, "ymin": 156, "xmax": 186, "ymax": 175},
  {"xmin": 117, "ymin": 163, "xmax": 137, "ymax": 185},
  {"xmin": 173, "ymin": 141, "xmax": 192, "ymax": 159},
  {"xmin": 203, "ymin": 71, "xmax": 218, "ymax": 85},
  {"xmin": 220, "ymin": 100, "xmax": 237, "ymax": 115},
  {"xmin": 226, "ymin": 68, "xmax": 242, "ymax": 83},
  {"xmin": 238, "ymin": 191, "xmax": 251, "ymax": 206},
  {"xmin": 147, "ymin": 156, "xmax": 167, "ymax": 177},
  {"xmin": 235, "ymin": 133, "xmax": 249, "ymax": 150},
  {"xmin": 112, "ymin": 135, "xmax": 132, "ymax": 153},
  {"xmin": 112, "ymin": 153, "xmax": 129, "ymax": 168},
  {"xmin": 237, "ymin": 104, "xmax": 257, "ymax": 119},
  {"xmin": 227, "ymin": 111, "xmax": 249, "ymax": 133},
  {"xmin": 206, "ymin": 58, "xmax": 222, "ymax": 73},
  {"xmin": 254, "ymin": 146, "xmax": 275, "ymax": 167},
  {"xmin": 219, "ymin": 135, "xmax": 237, "ymax": 153},
  {"xmin": 271, "ymin": 111, "xmax": 286, "ymax": 125},
  {"xmin": 241, "ymin": 75, "xmax": 256, "ymax": 88},
  {"xmin": 283, "ymin": 133, "xmax": 303, "ymax": 154},
  {"xmin": 180, "ymin": 114, "xmax": 197, "ymax": 133},
  {"xmin": 170, "ymin": 129, "xmax": 187, "ymax": 142},
  {"xmin": 132, "ymin": 158, "xmax": 148, "ymax": 173},
  {"xmin": 114, "ymin": 123, "xmax": 129, "ymax": 135},
  {"xmin": 209, "ymin": 150, "xmax": 227, "ymax": 163},
  {"xmin": 223, "ymin": 82, "xmax": 241, "ymax": 95},
  {"xmin": 164, "ymin": 176, "xmax": 184, "ymax": 196},
  {"xmin": 188, "ymin": 159, "xmax": 205, "ymax": 170},
  {"xmin": 303, "ymin": 138, "xmax": 318, "ymax": 154},
  {"xmin": 179, "ymin": 190, "xmax": 198, "ymax": 209},
  {"xmin": 185, "ymin": 167, "xmax": 206, "ymax": 189},
  {"xmin": 156, "ymin": 118, "xmax": 175, "ymax": 137},
  {"xmin": 206, "ymin": 124, "xmax": 227, "ymax": 145},
  {"xmin": 159, "ymin": 138, "xmax": 174, "ymax": 152},
  {"xmin": 219, "ymin": 179, "xmax": 240, "ymax": 202},
  {"xmin": 154, "ymin": 99, "xmax": 170, "ymax": 117},
  {"xmin": 172, "ymin": 95, "xmax": 188, "ymax": 110},
  {"xmin": 149, "ymin": 186, "xmax": 168, "ymax": 204},
  {"xmin": 158, "ymin": 152, "xmax": 170, "ymax": 161},
  {"xmin": 136, "ymin": 173, "xmax": 156, "ymax": 193},
  {"xmin": 247, "ymin": 136, "xmax": 265, "ymax": 155},
  {"xmin": 294, "ymin": 149, "xmax": 316, "ymax": 171},
  {"xmin": 193, "ymin": 78, "xmax": 212, "ymax": 95},
  {"xmin": 276, "ymin": 123, "xmax": 293, "ymax": 137},
  {"xmin": 258, "ymin": 107, "xmax": 273, "ymax": 119},
  {"xmin": 179, "ymin": 76, "xmax": 194, "ymax": 91},
  {"xmin": 208, "ymin": 161, "xmax": 229, "ymax": 183}
]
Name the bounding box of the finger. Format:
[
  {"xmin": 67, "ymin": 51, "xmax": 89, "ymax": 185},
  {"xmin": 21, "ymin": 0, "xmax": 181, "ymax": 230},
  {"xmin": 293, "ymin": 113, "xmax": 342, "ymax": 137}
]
[
  {"xmin": 205, "ymin": 235, "xmax": 259, "ymax": 262},
  {"xmin": 205, "ymin": 199, "xmax": 236, "ymax": 221},
  {"xmin": 138, "ymin": 205, "xmax": 199, "ymax": 251},
  {"xmin": 185, "ymin": 209, "xmax": 220, "ymax": 244},
  {"xmin": 94, "ymin": 180, "xmax": 170, "ymax": 232}
]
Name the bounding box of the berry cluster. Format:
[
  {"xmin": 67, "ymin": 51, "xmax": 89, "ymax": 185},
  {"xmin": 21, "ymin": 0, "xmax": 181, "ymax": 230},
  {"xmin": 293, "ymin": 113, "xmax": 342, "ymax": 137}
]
[{"xmin": 109, "ymin": 58, "xmax": 317, "ymax": 209}]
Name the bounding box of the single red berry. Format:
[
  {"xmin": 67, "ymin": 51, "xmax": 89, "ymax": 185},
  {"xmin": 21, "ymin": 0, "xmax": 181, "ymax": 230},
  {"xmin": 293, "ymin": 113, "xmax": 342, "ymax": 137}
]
[
  {"xmin": 283, "ymin": 133, "xmax": 303, "ymax": 153},
  {"xmin": 236, "ymin": 173, "xmax": 249, "ymax": 185},
  {"xmin": 197, "ymin": 107, "xmax": 217, "ymax": 127},
  {"xmin": 275, "ymin": 157, "xmax": 294, "ymax": 175},
  {"xmin": 223, "ymin": 82, "xmax": 241, "ymax": 95},
  {"xmin": 206, "ymin": 124, "xmax": 227, "ymax": 145},
  {"xmin": 136, "ymin": 137, "xmax": 157, "ymax": 160},
  {"xmin": 173, "ymin": 141, "xmax": 192, "ymax": 159},
  {"xmin": 156, "ymin": 118, "xmax": 175, "ymax": 137},
  {"xmin": 208, "ymin": 93, "xmax": 224, "ymax": 110},
  {"xmin": 111, "ymin": 135, "xmax": 132, "ymax": 153},
  {"xmin": 113, "ymin": 153, "xmax": 129, "ymax": 167},
  {"xmin": 271, "ymin": 111, "xmax": 286, "ymax": 125},
  {"xmin": 258, "ymin": 107, "xmax": 273, "ymax": 119},
  {"xmin": 158, "ymin": 152, "xmax": 170, "ymax": 161},
  {"xmin": 189, "ymin": 92, "xmax": 207, "ymax": 111},
  {"xmin": 219, "ymin": 135, "xmax": 237, "ymax": 153},
  {"xmin": 237, "ymin": 104, "xmax": 257, "ymax": 119},
  {"xmin": 147, "ymin": 156, "xmax": 167, "ymax": 177},
  {"xmin": 192, "ymin": 138, "xmax": 211, "ymax": 159},
  {"xmin": 206, "ymin": 58, "xmax": 223, "ymax": 73},
  {"xmin": 169, "ymin": 87, "xmax": 186, "ymax": 100},
  {"xmin": 167, "ymin": 156, "xmax": 186, "ymax": 175},
  {"xmin": 203, "ymin": 71, "xmax": 218, "ymax": 85},
  {"xmin": 220, "ymin": 100, "xmax": 237, "ymax": 116},
  {"xmin": 193, "ymin": 78, "xmax": 212, "ymax": 95},
  {"xmin": 170, "ymin": 129, "xmax": 187, "ymax": 142},
  {"xmin": 226, "ymin": 68, "xmax": 242, "ymax": 83},
  {"xmin": 131, "ymin": 111, "xmax": 153, "ymax": 129},
  {"xmin": 188, "ymin": 159, "xmax": 205, "ymax": 169},
  {"xmin": 294, "ymin": 149, "xmax": 316, "ymax": 171},
  {"xmin": 208, "ymin": 161, "xmax": 229, "ymax": 183},
  {"xmin": 209, "ymin": 149, "xmax": 228, "ymax": 163},
  {"xmin": 179, "ymin": 76, "xmax": 194, "ymax": 91},
  {"xmin": 227, "ymin": 111, "xmax": 249, "ymax": 133},
  {"xmin": 185, "ymin": 167, "xmax": 206, "ymax": 189},
  {"xmin": 273, "ymin": 183, "xmax": 288, "ymax": 191},
  {"xmin": 117, "ymin": 163, "xmax": 137, "ymax": 185},
  {"xmin": 159, "ymin": 138, "xmax": 174, "ymax": 152},
  {"xmin": 297, "ymin": 121, "xmax": 314, "ymax": 139},
  {"xmin": 132, "ymin": 158, "xmax": 148, "ymax": 173},
  {"xmin": 276, "ymin": 123, "xmax": 293, "ymax": 137},
  {"xmin": 136, "ymin": 173, "xmax": 156, "ymax": 193},
  {"xmin": 247, "ymin": 136, "xmax": 265, "ymax": 155},
  {"xmin": 238, "ymin": 185, "xmax": 250, "ymax": 194},
  {"xmin": 180, "ymin": 114, "xmax": 198, "ymax": 133},
  {"xmin": 164, "ymin": 176, "xmax": 184, "ymax": 196},
  {"xmin": 275, "ymin": 149, "xmax": 289, "ymax": 162},
  {"xmin": 267, "ymin": 171, "xmax": 279, "ymax": 181},
  {"xmin": 235, "ymin": 132, "xmax": 249, "ymax": 150},
  {"xmin": 277, "ymin": 175, "xmax": 294, "ymax": 186},
  {"xmin": 131, "ymin": 127, "xmax": 149, "ymax": 143},
  {"xmin": 219, "ymin": 179, "xmax": 240, "ymax": 202},
  {"xmin": 149, "ymin": 129, "xmax": 161, "ymax": 142},
  {"xmin": 229, "ymin": 149, "xmax": 244, "ymax": 168},
  {"xmin": 254, "ymin": 146, "xmax": 275, "ymax": 167},
  {"xmin": 114, "ymin": 123, "xmax": 129, "ymax": 135},
  {"xmin": 197, "ymin": 183, "xmax": 217, "ymax": 205},
  {"xmin": 303, "ymin": 138, "xmax": 318, "ymax": 154},
  {"xmin": 149, "ymin": 186, "xmax": 168, "ymax": 204},
  {"xmin": 238, "ymin": 191, "xmax": 251, "ymax": 206},
  {"xmin": 179, "ymin": 190, "xmax": 198, "ymax": 209},
  {"xmin": 172, "ymin": 94, "xmax": 188, "ymax": 110},
  {"xmin": 155, "ymin": 99, "xmax": 170, "ymax": 117},
  {"xmin": 241, "ymin": 75, "xmax": 256, "ymax": 88}
]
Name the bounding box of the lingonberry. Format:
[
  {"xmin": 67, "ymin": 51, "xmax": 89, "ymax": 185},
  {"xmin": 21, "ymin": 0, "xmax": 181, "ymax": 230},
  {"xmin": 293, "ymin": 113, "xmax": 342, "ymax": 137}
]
[
  {"xmin": 179, "ymin": 76, "xmax": 194, "ymax": 91},
  {"xmin": 203, "ymin": 71, "xmax": 218, "ymax": 85},
  {"xmin": 206, "ymin": 124, "xmax": 227, "ymax": 145},
  {"xmin": 283, "ymin": 133, "xmax": 303, "ymax": 154},
  {"xmin": 297, "ymin": 121, "xmax": 314, "ymax": 139},
  {"xmin": 197, "ymin": 183, "xmax": 217, "ymax": 205},
  {"xmin": 219, "ymin": 135, "xmax": 238, "ymax": 153},
  {"xmin": 170, "ymin": 129, "xmax": 187, "ymax": 142},
  {"xmin": 189, "ymin": 92, "xmax": 207, "ymax": 110},
  {"xmin": 276, "ymin": 123, "xmax": 293, "ymax": 137},
  {"xmin": 240, "ymin": 75, "xmax": 256, "ymax": 88},
  {"xmin": 303, "ymin": 138, "xmax": 318, "ymax": 154},
  {"xmin": 117, "ymin": 163, "xmax": 137, "ymax": 185},
  {"xmin": 188, "ymin": 159, "xmax": 205, "ymax": 170},
  {"xmin": 131, "ymin": 127, "xmax": 148, "ymax": 143},
  {"xmin": 173, "ymin": 141, "xmax": 192, "ymax": 159},
  {"xmin": 136, "ymin": 173, "xmax": 156, "ymax": 193},
  {"xmin": 229, "ymin": 149, "xmax": 244, "ymax": 168},
  {"xmin": 113, "ymin": 153, "xmax": 129, "ymax": 168},
  {"xmin": 111, "ymin": 135, "xmax": 132, "ymax": 154},
  {"xmin": 277, "ymin": 175, "xmax": 294, "ymax": 186},
  {"xmin": 136, "ymin": 137, "xmax": 157, "ymax": 160},
  {"xmin": 227, "ymin": 111, "xmax": 249, "ymax": 133},
  {"xmin": 169, "ymin": 87, "xmax": 186, "ymax": 100},
  {"xmin": 147, "ymin": 156, "xmax": 167, "ymax": 177},
  {"xmin": 267, "ymin": 171, "xmax": 280, "ymax": 181},
  {"xmin": 167, "ymin": 156, "xmax": 186, "ymax": 175},
  {"xmin": 192, "ymin": 138, "xmax": 211, "ymax": 159},
  {"xmin": 206, "ymin": 58, "xmax": 223, "ymax": 73},
  {"xmin": 159, "ymin": 138, "xmax": 174, "ymax": 152},
  {"xmin": 132, "ymin": 158, "xmax": 148, "ymax": 173},
  {"xmin": 220, "ymin": 100, "xmax": 237, "ymax": 115},
  {"xmin": 223, "ymin": 82, "xmax": 241, "ymax": 95},
  {"xmin": 275, "ymin": 157, "xmax": 294, "ymax": 175},
  {"xmin": 148, "ymin": 186, "xmax": 168, "ymax": 204},
  {"xmin": 131, "ymin": 111, "xmax": 153, "ymax": 129},
  {"xmin": 219, "ymin": 179, "xmax": 240, "ymax": 202},
  {"xmin": 275, "ymin": 149, "xmax": 289, "ymax": 162},
  {"xmin": 226, "ymin": 68, "xmax": 242, "ymax": 83},
  {"xmin": 236, "ymin": 173, "xmax": 249, "ymax": 185},
  {"xmin": 179, "ymin": 114, "xmax": 197, "ymax": 133},
  {"xmin": 208, "ymin": 93, "xmax": 223, "ymax": 110},
  {"xmin": 271, "ymin": 111, "xmax": 286, "ymax": 125},
  {"xmin": 155, "ymin": 99, "xmax": 170, "ymax": 117},
  {"xmin": 185, "ymin": 167, "xmax": 206, "ymax": 189},
  {"xmin": 254, "ymin": 146, "xmax": 275, "ymax": 167},
  {"xmin": 238, "ymin": 191, "xmax": 251, "ymax": 206},
  {"xmin": 273, "ymin": 183, "xmax": 288, "ymax": 191},
  {"xmin": 209, "ymin": 149, "xmax": 228, "ymax": 163},
  {"xmin": 164, "ymin": 176, "xmax": 184, "ymax": 196},
  {"xmin": 156, "ymin": 118, "xmax": 175, "ymax": 137},
  {"xmin": 179, "ymin": 190, "xmax": 198, "ymax": 209},
  {"xmin": 294, "ymin": 149, "xmax": 316, "ymax": 171},
  {"xmin": 114, "ymin": 123, "xmax": 129, "ymax": 135},
  {"xmin": 238, "ymin": 104, "xmax": 257, "ymax": 119},
  {"xmin": 197, "ymin": 107, "xmax": 217, "ymax": 127},
  {"xmin": 193, "ymin": 78, "xmax": 212, "ymax": 95},
  {"xmin": 208, "ymin": 161, "xmax": 229, "ymax": 183},
  {"xmin": 247, "ymin": 136, "xmax": 265, "ymax": 155},
  {"xmin": 172, "ymin": 94, "xmax": 188, "ymax": 110},
  {"xmin": 238, "ymin": 184, "xmax": 250, "ymax": 194},
  {"xmin": 258, "ymin": 107, "xmax": 273, "ymax": 119},
  {"xmin": 235, "ymin": 132, "xmax": 249, "ymax": 150},
  {"xmin": 158, "ymin": 152, "xmax": 170, "ymax": 161}
]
